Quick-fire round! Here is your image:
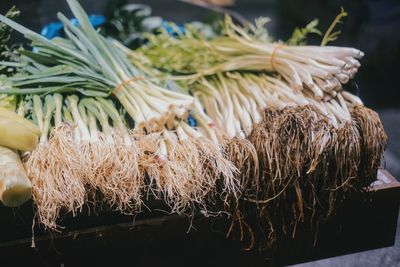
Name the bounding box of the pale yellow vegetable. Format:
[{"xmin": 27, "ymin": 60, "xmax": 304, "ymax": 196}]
[
  {"xmin": 0, "ymin": 146, "xmax": 31, "ymax": 207},
  {"xmin": 0, "ymin": 107, "xmax": 40, "ymax": 151}
]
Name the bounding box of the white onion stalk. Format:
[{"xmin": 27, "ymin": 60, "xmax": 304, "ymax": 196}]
[
  {"xmin": 0, "ymin": 146, "xmax": 32, "ymax": 208},
  {"xmin": 192, "ymin": 71, "xmax": 364, "ymax": 138},
  {"xmin": 138, "ymin": 121, "xmax": 238, "ymax": 214}
]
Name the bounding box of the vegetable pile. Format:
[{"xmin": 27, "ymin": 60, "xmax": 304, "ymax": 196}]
[
  {"xmin": 0, "ymin": 0, "xmax": 387, "ymax": 249},
  {"xmin": 136, "ymin": 12, "xmax": 387, "ymax": 247}
]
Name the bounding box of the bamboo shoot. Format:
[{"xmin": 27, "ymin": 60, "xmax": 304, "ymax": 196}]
[{"xmin": 0, "ymin": 146, "xmax": 31, "ymax": 207}]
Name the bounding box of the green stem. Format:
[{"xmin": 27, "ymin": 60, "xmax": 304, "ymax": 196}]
[
  {"xmin": 40, "ymin": 95, "xmax": 55, "ymax": 144},
  {"xmin": 54, "ymin": 94, "xmax": 63, "ymax": 127},
  {"xmin": 32, "ymin": 95, "xmax": 44, "ymax": 132},
  {"xmin": 66, "ymin": 95, "xmax": 90, "ymax": 142}
]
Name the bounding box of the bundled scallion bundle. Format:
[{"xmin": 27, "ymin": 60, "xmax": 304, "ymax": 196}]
[
  {"xmin": 136, "ymin": 13, "xmax": 387, "ymax": 247},
  {"xmin": 143, "ymin": 15, "xmax": 362, "ymax": 99},
  {"xmin": 14, "ymin": 91, "xmax": 240, "ymax": 229},
  {"xmin": 0, "ymin": 0, "xmax": 194, "ymax": 132},
  {"xmin": 0, "ymin": 0, "xmax": 241, "ymax": 229}
]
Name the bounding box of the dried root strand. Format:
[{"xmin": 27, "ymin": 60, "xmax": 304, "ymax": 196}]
[
  {"xmin": 167, "ymin": 134, "xmax": 207, "ymax": 212},
  {"xmin": 135, "ymin": 131, "xmax": 193, "ymax": 213},
  {"xmin": 351, "ymin": 105, "xmax": 387, "ymax": 185},
  {"xmin": 192, "ymin": 135, "xmax": 240, "ymax": 208},
  {"xmin": 135, "ymin": 126, "xmax": 241, "ymax": 215},
  {"xmin": 26, "ymin": 124, "xmax": 87, "ymax": 230},
  {"xmin": 222, "ymin": 136, "xmax": 258, "ymax": 193},
  {"xmin": 238, "ymin": 104, "xmax": 386, "ymax": 249},
  {"xmin": 83, "ymin": 133, "xmax": 142, "ymax": 213},
  {"xmin": 112, "ymin": 134, "xmax": 142, "ymax": 212}
]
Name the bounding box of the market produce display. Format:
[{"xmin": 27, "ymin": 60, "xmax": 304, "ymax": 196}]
[
  {"xmin": 0, "ymin": 0, "xmax": 387, "ymax": 249},
  {"xmin": 135, "ymin": 11, "xmax": 387, "ymax": 246}
]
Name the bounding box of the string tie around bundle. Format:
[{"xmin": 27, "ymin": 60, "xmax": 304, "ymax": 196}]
[
  {"xmin": 269, "ymin": 43, "xmax": 285, "ymax": 71},
  {"xmin": 113, "ymin": 76, "xmax": 145, "ymax": 96}
]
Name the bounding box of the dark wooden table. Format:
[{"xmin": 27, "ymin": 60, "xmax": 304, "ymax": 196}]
[{"xmin": 0, "ymin": 169, "xmax": 399, "ymax": 267}]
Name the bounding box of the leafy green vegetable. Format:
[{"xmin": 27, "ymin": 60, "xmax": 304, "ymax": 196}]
[
  {"xmin": 0, "ymin": 7, "xmax": 21, "ymax": 110},
  {"xmin": 0, "ymin": 6, "xmax": 20, "ymax": 75},
  {"xmin": 321, "ymin": 7, "xmax": 348, "ymax": 46},
  {"xmin": 247, "ymin": 17, "xmax": 272, "ymax": 42},
  {"xmin": 287, "ymin": 19, "xmax": 321, "ymax": 45},
  {"xmin": 0, "ymin": 6, "xmax": 19, "ymax": 54},
  {"xmin": 0, "ymin": 75, "xmax": 15, "ymax": 110}
]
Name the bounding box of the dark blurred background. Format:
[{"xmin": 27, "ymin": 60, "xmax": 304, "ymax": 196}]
[{"xmin": 0, "ymin": 1, "xmax": 399, "ymax": 265}]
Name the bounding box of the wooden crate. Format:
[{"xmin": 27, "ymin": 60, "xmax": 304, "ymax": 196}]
[{"xmin": 0, "ymin": 169, "xmax": 398, "ymax": 266}]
